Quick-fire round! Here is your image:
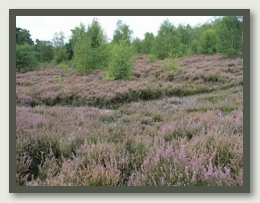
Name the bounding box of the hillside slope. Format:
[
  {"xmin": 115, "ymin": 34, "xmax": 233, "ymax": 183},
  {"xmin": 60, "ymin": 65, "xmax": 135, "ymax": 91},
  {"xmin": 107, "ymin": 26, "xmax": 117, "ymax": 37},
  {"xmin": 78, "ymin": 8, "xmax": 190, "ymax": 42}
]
[{"xmin": 16, "ymin": 54, "xmax": 243, "ymax": 186}]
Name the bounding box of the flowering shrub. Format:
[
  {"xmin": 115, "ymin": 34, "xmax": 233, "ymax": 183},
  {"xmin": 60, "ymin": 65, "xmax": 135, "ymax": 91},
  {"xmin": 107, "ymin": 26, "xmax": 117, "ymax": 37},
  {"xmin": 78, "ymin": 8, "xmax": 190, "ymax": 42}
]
[{"xmin": 16, "ymin": 54, "xmax": 243, "ymax": 186}]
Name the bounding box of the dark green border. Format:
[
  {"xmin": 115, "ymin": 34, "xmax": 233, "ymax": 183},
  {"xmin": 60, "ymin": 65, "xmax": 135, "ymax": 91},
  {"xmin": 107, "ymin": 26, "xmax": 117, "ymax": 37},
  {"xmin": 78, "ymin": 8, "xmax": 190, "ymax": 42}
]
[{"xmin": 10, "ymin": 9, "xmax": 250, "ymax": 193}]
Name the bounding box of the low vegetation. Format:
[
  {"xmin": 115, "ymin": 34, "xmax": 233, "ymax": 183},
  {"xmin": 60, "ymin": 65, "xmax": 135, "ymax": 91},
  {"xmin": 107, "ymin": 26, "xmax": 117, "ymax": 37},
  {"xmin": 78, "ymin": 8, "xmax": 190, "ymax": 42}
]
[{"xmin": 16, "ymin": 53, "xmax": 243, "ymax": 186}]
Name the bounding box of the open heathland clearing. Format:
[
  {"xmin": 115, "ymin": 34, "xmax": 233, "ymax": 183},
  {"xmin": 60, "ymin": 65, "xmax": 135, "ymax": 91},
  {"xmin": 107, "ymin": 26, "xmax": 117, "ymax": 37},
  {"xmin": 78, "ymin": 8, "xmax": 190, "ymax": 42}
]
[{"xmin": 16, "ymin": 54, "xmax": 243, "ymax": 186}]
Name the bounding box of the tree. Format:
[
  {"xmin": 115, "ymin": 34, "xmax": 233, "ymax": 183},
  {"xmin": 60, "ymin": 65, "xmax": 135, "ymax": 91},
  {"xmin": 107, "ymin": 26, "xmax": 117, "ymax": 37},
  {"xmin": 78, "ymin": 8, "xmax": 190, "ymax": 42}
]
[
  {"xmin": 54, "ymin": 48, "xmax": 68, "ymax": 64},
  {"xmin": 86, "ymin": 18, "xmax": 107, "ymax": 48},
  {"xmin": 35, "ymin": 40, "xmax": 54, "ymax": 62},
  {"xmin": 132, "ymin": 37, "xmax": 142, "ymax": 54},
  {"xmin": 175, "ymin": 24, "xmax": 193, "ymax": 56},
  {"xmin": 105, "ymin": 40, "xmax": 134, "ymax": 80},
  {"xmin": 65, "ymin": 39, "xmax": 74, "ymax": 61},
  {"xmin": 190, "ymin": 21, "xmax": 215, "ymax": 55},
  {"xmin": 16, "ymin": 44, "xmax": 38, "ymax": 72},
  {"xmin": 141, "ymin": 32, "xmax": 154, "ymax": 54},
  {"xmin": 52, "ymin": 31, "xmax": 68, "ymax": 63},
  {"xmin": 112, "ymin": 20, "xmax": 133, "ymax": 45},
  {"xmin": 52, "ymin": 31, "xmax": 65, "ymax": 48},
  {"xmin": 16, "ymin": 27, "xmax": 34, "ymax": 45},
  {"xmin": 176, "ymin": 24, "xmax": 189, "ymax": 45},
  {"xmin": 71, "ymin": 19, "xmax": 109, "ymax": 75},
  {"xmin": 73, "ymin": 34, "xmax": 92, "ymax": 75},
  {"xmin": 152, "ymin": 19, "xmax": 179, "ymax": 59},
  {"xmin": 217, "ymin": 16, "xmax": 243, "ymax": 58},
  {"xmin": 85, "ymin": 18, "xmax": 109, "ymax": 69},
  {"xmin": 200, "ymin": 29, "xmax": 217, "ymax": 54}
]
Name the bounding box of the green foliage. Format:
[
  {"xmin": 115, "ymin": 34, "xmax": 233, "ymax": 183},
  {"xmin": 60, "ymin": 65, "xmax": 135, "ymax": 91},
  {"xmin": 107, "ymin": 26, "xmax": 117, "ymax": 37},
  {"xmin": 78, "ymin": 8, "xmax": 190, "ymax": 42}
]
[
  {"xmin": 72, "ymin": 24, "xmax": 91, "ymax": 75},
  {"xmin": 38, "ymin": 68, "xmax": 44, "ymax": 76},
  {"xmin": 148, "ymin": 54, "xmax": 156, "ymax": 63},
  {"xmin": 16, "ymin": 44, "xmax": 38, "ymax": 72},
  {"xmin": 200, "ymin": 29, "xmax": 217, "ymax": 55},
  {"xmin": 16, "ymin": 27, "xmax": 34, "ymax": 45},
  {"xmin": 217, "ymin": 16, "xmax": 243, "ymax": 58},
  {"xmin": 65, "ymin": 39, "xmax": 74, "ymax": 61},
  {"xmin": 189, "ymin": 22, "xmax": 216, "ymax": 55},
  {"xmin": 56, "ymin": 76, "xmax": 63, "ymax": 90},
  {"xmin": 163, "ymin": 52, "xmax": 180, "ymax": 71},
  {"xmin": 190, "ymin": 39, "xmax": 200, "ymax": 54},
  {"xmin": 52, "ymin": 31, "xmax": 68, "ymax": 64},
  {"xmin": 184, "ymin": 47, "xmax": 194, "ymax": 57},
  {"xmin": 56, "ymin": 76, "xmax": 62, "ymax": 83},
  {"xmin": 175, "ymin": 24, "xmax": 193, "ymax": 56},
  {"xmin": 65, "ymin": 68, "xmax": 71, "ymax": 77},
  {"xmin": 35, "ymin": 40, "xmax": 54, "ymax": 62},
  {"xmin": 38, "ymin": 62, "xmax": 50, "ymax": 69},
  {"xmin": 57, "ymin": 61, "xmax": 69, "ymax": 69},
  {"xmin": 152, "ymin": 19, "xmax": 179, "ymax": 59},
  {"xmin": 46, "ymin": 63, "xmax": 53, "ymax": 69},
  {"xmin": 72, "ymin": 20, "xmax": 109, "ymax": 75},
  {"xmin": 105, "ymin": 40, "xmax": 134, "ymax": 80},
  {"xmin": 176, "ymin": 24, "xmax": 192, "ymax": 46},
  {"xmin": 132, "ymin": 37, "xmax": 142, "ymax": 53},
  {"xmin": 112, "ymin": 20, "xmax": 133, "ymax": 45},
  {"xmin": 54, "ymin": 48, "xmax": 68, "ymax": 64},
  {"xmin": 141, "ymin": 32, "xmax": 154, "ymax": 54},
  {"xmin": 86, "ymin": 18, "xmax": 107, "ymax": 48}
]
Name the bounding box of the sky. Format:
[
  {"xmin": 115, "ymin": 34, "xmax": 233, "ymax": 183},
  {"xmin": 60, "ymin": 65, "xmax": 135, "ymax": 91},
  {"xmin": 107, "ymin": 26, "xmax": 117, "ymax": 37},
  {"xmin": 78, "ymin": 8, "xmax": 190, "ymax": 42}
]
[{"xmin": 16, "ymin": 16, "xmax": 215, "ymax": 43}]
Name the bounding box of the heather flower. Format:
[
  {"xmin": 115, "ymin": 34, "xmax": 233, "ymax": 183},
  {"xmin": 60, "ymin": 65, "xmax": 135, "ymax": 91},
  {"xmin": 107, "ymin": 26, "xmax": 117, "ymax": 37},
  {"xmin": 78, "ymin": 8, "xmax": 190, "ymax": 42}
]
[{"xmin": 16, "ymin": 54, "xmax": 243, "ymax": 186}]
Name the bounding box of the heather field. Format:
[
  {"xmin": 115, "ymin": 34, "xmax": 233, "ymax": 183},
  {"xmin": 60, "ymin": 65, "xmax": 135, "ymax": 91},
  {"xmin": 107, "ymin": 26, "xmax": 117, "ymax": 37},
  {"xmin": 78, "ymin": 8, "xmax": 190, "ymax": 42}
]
[{"xmin": 16, "ymin": 54, "xmax": 243, "ymax": 186}]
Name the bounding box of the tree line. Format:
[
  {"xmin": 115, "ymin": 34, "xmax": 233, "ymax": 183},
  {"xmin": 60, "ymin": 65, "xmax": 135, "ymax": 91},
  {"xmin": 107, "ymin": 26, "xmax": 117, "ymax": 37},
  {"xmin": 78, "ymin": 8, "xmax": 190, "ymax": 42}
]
[{"xmin": 16, "ymin": 16, "xmax": 243, "ymax": 79}]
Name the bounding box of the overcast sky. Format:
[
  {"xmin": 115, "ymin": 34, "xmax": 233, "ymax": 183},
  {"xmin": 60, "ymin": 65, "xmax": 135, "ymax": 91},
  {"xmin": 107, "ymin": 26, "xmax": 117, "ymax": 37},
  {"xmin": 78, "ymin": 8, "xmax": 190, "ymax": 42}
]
[{"xmin": 16, "ymin": 16, "xmax": 214, "ymax": 43}]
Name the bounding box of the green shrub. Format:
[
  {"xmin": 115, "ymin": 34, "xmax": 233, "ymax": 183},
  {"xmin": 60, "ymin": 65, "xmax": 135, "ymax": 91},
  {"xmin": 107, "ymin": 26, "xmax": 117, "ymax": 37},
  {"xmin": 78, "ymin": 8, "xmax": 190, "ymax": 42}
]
[
  {"xmin": 54, "ymin": 48, "xmax": 68, "ymax": 64},
  {"xmin": 38, "ymin": 68, "xmax": 44, "ymax": 76},
  {"xmin": 151, "ymin": 19, "xmax": 179, "ymax": 59},
  {"xmin": 200, "ymin": 29, "xmax": 217, "ymax": 55},
  {"xmin": 105, "ymin": 40, "xmax": 134, "ymax": 80},
  {"xmin": 217, "ymin": 16, "xmax": 243, "ymax": 58},
  {"xmin": 65, "ymin": 68, "xmax": 71, "ymax": 77},
  {"xmin": 16, "ymin": 43, "xmax": 38, "ymax": 72},
  {"xmin": 72, "ymin": 20, "xmax": 110, "ymax": 75},
  {"xmin": 148, "ymin": 54, "xmax": 156, "ymax": 63},
  {"xmin": 163, "ymin": 53, "xmax": 180, "ymax": 71},
  {"xmin": 56, "ymin": 77, "xmax": 62, "ymax": 83},
  {"xmin": 39, "ymin": 62, "xmax": 53, "ymax": 69},
  {"xmin": 57, "ymin": 61, "xmax": 69, "ymax": 69}
]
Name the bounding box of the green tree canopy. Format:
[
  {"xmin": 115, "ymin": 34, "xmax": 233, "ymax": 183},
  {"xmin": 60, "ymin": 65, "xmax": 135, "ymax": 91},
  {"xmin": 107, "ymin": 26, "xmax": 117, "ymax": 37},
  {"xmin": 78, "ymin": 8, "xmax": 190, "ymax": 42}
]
[
  {"xmin": 35, "ymin": 40, "xmax": 54, "ymax": 62},
  {"xmin": 132, "ymin": 37, "xmax": 142, "ymax": 54},
  {"xmin": 52, "ymin": 31, "xmax": 68, "ymax": 64},
  {"xmin": 71, "ymin": 19, "xmax": 109, "ymax": 74},
  {"xmin": 16, "ymin": 44, "xmax": 38, "ymax": 72},
  {"xmin": 152, "ymin": 19, "xmax": 179, "ymax": 59},
  {"xmin": 86, "ymin": 18, "xmax": 107, "ymax": 48},
  {"xmin": 141, "ymin": 32, "xmax": 154, "ymax": 54},
  {"xmin": 175, "ymin": 24, "xmax": 193, "ymax": 56},
  {"xmin": 200, "ymin": 29, "xmax": 217, "ymax": 55},
  {"xmin": 16, "ymin": 27, "xmax": 34, "ymax": 45},
  {"xmin": 65, "ymin": 39, "xmax": 74, "ymax": 61},
  {"xmin": 217, "ymin": 16, "xmax": 243, "ymax": 58},
  {"xmin": 105, "ymin": 40, "xmax": 134, "ymax": 80},
  {"xmin": 112, "ymin": 20, "xmax": 133, "ymax": 45}
]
